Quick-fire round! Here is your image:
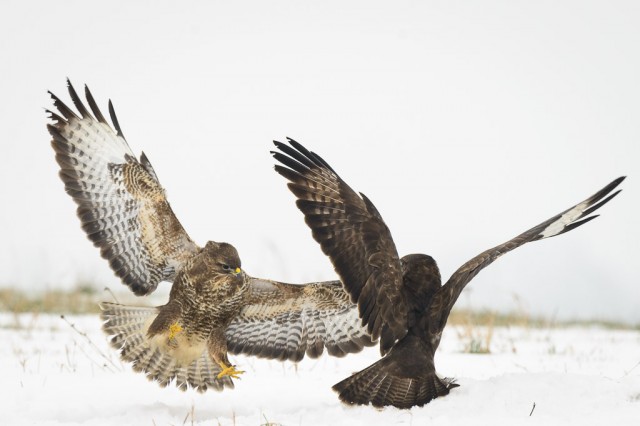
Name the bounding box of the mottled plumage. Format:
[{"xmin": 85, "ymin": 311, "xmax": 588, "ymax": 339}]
[
  {"xmin": 48, "ymin": 81, "xmax": 374, "ymax": 392},
  {"xmin": 273, "ymin": 137, "xmax": 624, "ymax": 409}
]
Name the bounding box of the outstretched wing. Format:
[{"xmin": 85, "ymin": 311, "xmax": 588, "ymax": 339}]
[
  {"xmin": 272, "ymin": 138, "xmax": 408, "ymax": 353},
  {"xmin": 225, "ymin": 277, "xmax": 376, "ymax": 362},
  {"xmin": 428, "ymin": 176, "xmax": 625, "ymax": 334},
  {"xmin": 47, "ymin": 80, "xmax": 199, "ymax": 295}
]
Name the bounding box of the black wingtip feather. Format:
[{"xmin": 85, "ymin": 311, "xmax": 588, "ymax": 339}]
[
  {"xmin": 108, "ymin": 99, "xmax": 125, "ymax": 139},
  {"xmin": 273, "ymin": 138, "xmax": 341, "ymax": 180},
  {"xmin": 281, "ymin": 137, "xmax": 336, "ymax": 172},
  {"xmin": 66, "ymin": 79, "xmax": 93, "ymax": 120},
  {"xmin": 285, "ymin": 138, "xmax": 317, "ymax": 164},
  {"xmin": 84, "ymin": 85, "xmax": 108, "ymax": 124},
  {"xmin": 583, "ymin": 189, "xmax": 622, "ymax": 217},
  {"xmin": 274, "ymin": 140, "xmax": 318, "ymax": 169},
  {"xmin": 587, "ymin": 176, "xmax": 625, "ymax": 206},
  {"xmin": 556, "ymin": 215, "xmax": 599, "ymax": 236},
  {"xmin": 273, "ymin": 152, "xmax": 311, "ymax": 175},
  {"xmin": 48, "ymin": 90, "xmax": 78, "ymax": 120},
  {"xmin": 47, "ymin": 111, "xmax": 66, "ymax": 126}
]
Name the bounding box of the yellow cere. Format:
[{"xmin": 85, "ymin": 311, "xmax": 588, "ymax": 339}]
[{"xmin": 235, "ymin": 267, "xmax": 241, "ymax": 274}]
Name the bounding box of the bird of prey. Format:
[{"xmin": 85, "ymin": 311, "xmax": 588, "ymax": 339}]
[
  {"xmin": 47, "ymin": 81, "xmax": 374, "ymax": 392},
  {"xmin": 272, "ymin": 138, "xmax": 624, "ymax": 409}
]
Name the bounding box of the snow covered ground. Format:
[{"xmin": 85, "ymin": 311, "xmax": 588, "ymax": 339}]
[{"xmin": 2, "ymin": 312, "xmax": 639, "ymax": 425}]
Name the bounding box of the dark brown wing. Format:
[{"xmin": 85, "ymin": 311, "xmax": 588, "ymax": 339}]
[
  {"xmin": 272, "ymin": 138, "xmax": 407, "ymax": 352},
  {"xmin": 48, "ymin": 80, "xmax": 199, "ymax": 295},
  {"xmin": 225, "ymin": 277, "xmax": 375, "ymax": 362},
  {"xmin": 428, "ymin": 176, "xmax": 625, "ymax": 334}
]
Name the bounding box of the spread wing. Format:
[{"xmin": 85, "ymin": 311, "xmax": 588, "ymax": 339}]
[
  {"xmin": 272, "ymin": 138, "xmax": 408, "ymax": 353},
  {"xmin": 47, "ymin": 80, "xmax": 199, "ymax": 295},
  {"xmin": 427, "ymin": 176, "xmax": 625, "ymax": 334},
  {"xmin": 225, "ymin": 277, "xmax": 376, "ymax": 362}
]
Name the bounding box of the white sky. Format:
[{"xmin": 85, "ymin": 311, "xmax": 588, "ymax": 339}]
[{"xmin": 0, "ymin": 0, "xmax": 638, "ymax": 323}]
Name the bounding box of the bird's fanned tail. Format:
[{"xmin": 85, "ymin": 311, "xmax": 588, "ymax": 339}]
[
  {"xmin": 100, "ymin": 302, "xmax": 233, "ymax": 392},
  {"xmin": 333, "ymin": 353, "xmax": 458, "ymax": 409},
  {"xmin": 333, "ymin": 333, "xmax": 459, "ymax": 409}
]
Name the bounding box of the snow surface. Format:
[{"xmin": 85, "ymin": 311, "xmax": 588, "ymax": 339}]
[{"xmin": 2, "ymin": 313, "xmax": 639, "ymax": 425}]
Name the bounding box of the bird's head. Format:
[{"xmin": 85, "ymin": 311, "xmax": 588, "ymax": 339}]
[
  {"xmin": 401, "ymin": 253, "xmax": 441, "ymax": 296},
  {"xmin": 204, "ymin": 241, "xmax": 243, "ymax": 279}
]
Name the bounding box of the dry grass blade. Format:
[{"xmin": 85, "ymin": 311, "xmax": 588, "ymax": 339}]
[{"xmin": 60, "ymin": 314, "xmax": 122, "ymax": 372}]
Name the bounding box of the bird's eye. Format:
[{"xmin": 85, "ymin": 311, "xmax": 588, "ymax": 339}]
[{"xmin": 221, "ymin": 264, "xmax": 231, "ymax": 271}]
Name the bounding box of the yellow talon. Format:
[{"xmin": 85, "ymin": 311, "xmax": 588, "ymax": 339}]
[
  {"xmin": 217, "ymin": 362, "xmax": 245, "ymax": 380},
  {"xmin": 168, "ymin": 322, "xmax": 182, "ymax": 340}
]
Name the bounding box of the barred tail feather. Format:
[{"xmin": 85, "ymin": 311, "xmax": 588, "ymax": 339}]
[
  {"xmin": 100, "ymin": 302, "xmax": 233, "ymax": 392},
  {"xmin": 333, "ymin": 356, "xmax": 458, "ymax": 409}
]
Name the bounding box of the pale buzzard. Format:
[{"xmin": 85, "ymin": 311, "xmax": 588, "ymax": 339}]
[
  {"xmin": 272, "ymin": 137, "xmax": 624, "ymax": 408},
  {"xmin": 47, "ymin": 82, "xmax": 374, "ymax": 392}
]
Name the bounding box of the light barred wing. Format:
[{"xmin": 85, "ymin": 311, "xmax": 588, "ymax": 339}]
[
  {"xmin": 428, "ymin": 176, "xmax": 625, "ymax": 334},
  {"xmin": 48, "ymin": 80, "xmax": 199, "ymax": 295},
  {"xmin": 225, "ymin": 277, "xmax": 376, "ymax": 362},
  {"xmin": 272, "ymin": 138, "xmax": 407, "ymax": 355}
]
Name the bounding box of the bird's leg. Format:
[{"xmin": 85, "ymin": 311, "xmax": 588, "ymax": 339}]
[
  {"xmin": 146, "ymin": 301, "xmax": 183, "ymax": 349},
  {"xmin": 208, "ymin": 329, "xmax": 245, "ymax": 380}
]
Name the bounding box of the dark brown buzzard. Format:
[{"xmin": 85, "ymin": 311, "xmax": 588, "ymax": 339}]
[
  {"xmin": 47, "ymin": 81, "xmax": 374, "ymax": 392},
  {"xmin": 272, "ymin": 137, "xmax": 624, "ymax": 409}
]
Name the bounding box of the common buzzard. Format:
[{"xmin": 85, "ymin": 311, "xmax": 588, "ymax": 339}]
[
  {"xmin": 47, "ymin": 81, "xmax": 374, "ymax": 392},
  {"xmin": 272, "ymin": 138, "xmax": 624, "ymax": 409}
]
